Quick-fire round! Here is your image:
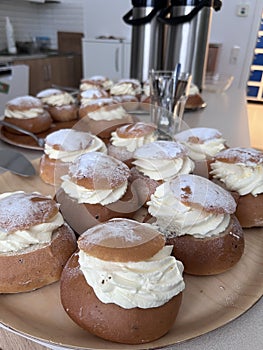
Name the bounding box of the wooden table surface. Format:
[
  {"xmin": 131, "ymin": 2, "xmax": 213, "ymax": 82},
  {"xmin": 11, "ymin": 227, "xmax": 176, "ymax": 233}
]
[{"xmin": 0, "ymin": 327, "xmax": 49, "ymax": 350}]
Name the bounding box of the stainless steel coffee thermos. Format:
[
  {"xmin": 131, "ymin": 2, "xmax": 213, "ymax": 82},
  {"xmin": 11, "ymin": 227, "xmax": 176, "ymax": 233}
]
[
  {"xmin": 123, "ymin": 0, "xmax": 222, "ymax": 90},
  {"xmin": 123, "ymin": 0, "xmax": 168, "ymax": 83}
]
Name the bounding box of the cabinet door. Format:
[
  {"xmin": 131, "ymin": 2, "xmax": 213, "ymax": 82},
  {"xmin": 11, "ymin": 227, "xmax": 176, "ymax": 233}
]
[
  {"xmin": 14, "ymin": 58, "xmax": 51, "ymax": 95},
  {"xmin": 82, "ymin": 41, "xmax": 123, "ymax": 80},
  {"xmin": 14, "ymin": 55, "xmax": 82, "ymax": 95}
]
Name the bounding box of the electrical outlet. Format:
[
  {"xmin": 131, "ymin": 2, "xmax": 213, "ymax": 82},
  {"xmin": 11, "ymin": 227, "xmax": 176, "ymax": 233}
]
[{"xmin": 236, "ymin": 4, "xmax": 249, "ymax": 17}]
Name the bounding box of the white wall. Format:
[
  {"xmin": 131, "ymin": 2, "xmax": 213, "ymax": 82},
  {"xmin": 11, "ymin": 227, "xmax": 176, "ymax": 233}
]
[
  {"xmin": 210, "ymin": 0, "xmax": 263, "ymax": 88},
  {"xmin": 83, "ymin": 0, "xmax": 131, "ymax": 40},
  {"xmin": 0, "ymin": 0, "xmax": 83, "ymax": 51}
]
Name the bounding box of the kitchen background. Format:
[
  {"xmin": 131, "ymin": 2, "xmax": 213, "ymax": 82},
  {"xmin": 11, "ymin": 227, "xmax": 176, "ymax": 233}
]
[{"xmin": 0, "ymin": 0, "xmax": 262, "ymax": 90}]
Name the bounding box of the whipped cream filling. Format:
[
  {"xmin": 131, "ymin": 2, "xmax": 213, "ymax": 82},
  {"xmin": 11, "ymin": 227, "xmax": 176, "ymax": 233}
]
[
  {"xmin": 0, "ymin": 212, "xmax": 64, "ymax": 253},
  {"xmin": 78, "ymin": 245, "xmax": 185, "ymax": 309},
  {"xmin": 45, "ymin": 137, "xmax": 107, "ymax": 162},
  {"xmin": 189, "ymin": 84, "xmax": 200, "ymax": 96},
  {"xmin": 4, "ymin": 108, "xmax": 44, "ymax": 119},
  {"xmin": 88, "ymin": 106, "xmax": 127, "ymax": 121},
  {"xmin": 61, "ymin": 175, "xmax": 128, "ymax": 205},
  {"xmin": 110, "ymin": 84, "xmax": 141, "ymax": 96},
  {"xmin": 41, "ymin": 93, "xmax": 74, "ymax": 106},
  {"xmin": 111, "ymin": 132, "xmax": 156, "ymax": 152},
  {"xmin": 132, "ymin": 157, "xmax": 194, "ymax": 181},
  {"xmin": 179, "ymin": 139, "xmax": 226, "ymax": 161},
  {"xmin": 147, "ymin": 183, "xmax": 230, "ymax": 238},
  {"xmin": 210, "ymin": 161, "xmax": 263, "ymax": 196}
]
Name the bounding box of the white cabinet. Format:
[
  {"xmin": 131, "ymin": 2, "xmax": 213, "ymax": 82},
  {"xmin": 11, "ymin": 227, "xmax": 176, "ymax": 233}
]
[{"xmin": 82, "ymin": 39, "xmax": 131, "ymax": 80}]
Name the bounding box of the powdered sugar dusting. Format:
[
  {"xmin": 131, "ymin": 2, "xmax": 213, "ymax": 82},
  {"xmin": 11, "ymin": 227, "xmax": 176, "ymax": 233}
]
[
  {"xmin": 6, "ymin": 95, "xmax": 42, "ymax": 109},
  {"xmin": 214, "ymin": 147, "xmax": 263, "ymax": 166},
  {"xmin": 69, "ymin": 152, "xmax": 130, "ymax": 188},
  {"xmin": 45, "ymin": 129, "xmax": 94, "ymax": 151},
  {"xmin": 36, "ymin": 88, "xmax": 63, "ymax": 98},
  {"xmin": 169, "ymin": 174, "xmax": 236, "ymax": 214},
  {"xmin": 134, "ymin": 140, "xmax": 188, "ymax": 159},
  {"xmin": 80, "ymin": 89, "xmax": 108, "ymax": 99},
  {"xmin": 0, "ymin": 192, "xmax": 59, "ymax": 231},
  {"xmin": 79, "ymin": 218, "xmax": 161, "ymax": 248},
  {"xmin": 175, "ymin": 127, "xmax": 223, "ymax": 143}
]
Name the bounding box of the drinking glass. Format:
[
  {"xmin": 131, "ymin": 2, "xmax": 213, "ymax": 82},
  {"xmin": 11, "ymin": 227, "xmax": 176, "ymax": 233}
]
[{"xmin": 149, "ymin": 70, "xmax": 192, "ymax": 139}]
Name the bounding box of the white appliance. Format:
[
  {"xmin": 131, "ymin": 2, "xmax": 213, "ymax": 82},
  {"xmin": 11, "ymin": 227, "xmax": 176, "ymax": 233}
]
[
  {"xmin": 0, "ymin": 65, "xmax": 29, "ymax": 115},
  {"xmin": 82, "ymin": 39, "xmax": 131, "ymax": 80}
]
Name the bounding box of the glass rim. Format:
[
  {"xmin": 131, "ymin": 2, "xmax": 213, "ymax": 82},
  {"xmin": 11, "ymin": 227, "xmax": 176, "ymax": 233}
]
[{"xmin": 149, "ymin": 70, "xmax": 191, "ymax": 78}]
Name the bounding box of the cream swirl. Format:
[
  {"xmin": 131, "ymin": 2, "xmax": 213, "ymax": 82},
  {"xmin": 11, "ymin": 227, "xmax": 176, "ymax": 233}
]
[
  {"xmin": 110, "ymin": 80, "xmax": 141, "ymax": 96},
  {"xmin": 40, "ymin": 92, "xmax": 74, "ymax": 106},
  {"xmin": 132, "ymin": 157, "xmax": 194, "ymax": 181},
  {"xmin": 61, "ymin": 175, "xmax": 128, "ymax": 205},
  {"xmin": 147, "ymin": 182, "xmax": 231, "ymax": 238},
  {"xmin": 0, "ymin": 211, "xmax": 64, "ymax": 253},
  {"xmin": 175, "ymin": 128, "xmax": 226, "ymax": 161},
  {"xmin": 78, "ymin": 245, "xmax": 185, "ymax": 309},
  {"xmin": 110, "ymin": 132, "xmax": 156, "ymax": 152},
  {"xmin": 210, "ymin": 161, "xmax": 263, "ymax": 196},
  {"xmin": 88, "ymin": 105, "xmax": 128, "ymax": 121},
  {"xmin": 4, "ymin": 107, "xmax": 44, "ymax": 119},
  {"xmin": 179, "ymin": 139, "xmax": 226, "ymax": 161}
]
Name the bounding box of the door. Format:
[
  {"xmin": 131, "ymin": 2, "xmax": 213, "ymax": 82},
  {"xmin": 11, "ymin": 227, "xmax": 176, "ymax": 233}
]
[{"xmin": 82, "ymin": 40, "xmax": 123, "ymax": 80}]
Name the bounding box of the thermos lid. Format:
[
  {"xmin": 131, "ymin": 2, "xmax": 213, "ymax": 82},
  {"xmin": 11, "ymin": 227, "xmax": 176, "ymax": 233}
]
[
  {"xmin": 132, "ymin": 0, "xmax": 167, "ymax": 8},
  {"xmin": 170, "ymin": 0, "xmax": 222, "ymax": 9}
]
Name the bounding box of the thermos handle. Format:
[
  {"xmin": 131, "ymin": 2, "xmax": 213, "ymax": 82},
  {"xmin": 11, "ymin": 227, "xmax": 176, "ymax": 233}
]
[
  {"xmin": 123, "ymin": 7, "xmax": 161, "ymax": 26},
  {"xmin": 115, "ymin": 47, "xmax": 119, "ymax": 72},
  {"xmin": 157, "ymin": 0, "xmax": 209, "ymax": 25}
]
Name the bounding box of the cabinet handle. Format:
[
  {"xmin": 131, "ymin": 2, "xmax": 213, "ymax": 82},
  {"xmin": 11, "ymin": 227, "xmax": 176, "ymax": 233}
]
[
  {"xmin": 115, "ymin": 48, "xmax": 119, "ymax": 72},
  {"xmin": 47, "ymin": 63, "xmax": 52, "ymax": 81},
  {"xmin": 43, "ymin": 64, "xmax": 49, "ymax": 81}
]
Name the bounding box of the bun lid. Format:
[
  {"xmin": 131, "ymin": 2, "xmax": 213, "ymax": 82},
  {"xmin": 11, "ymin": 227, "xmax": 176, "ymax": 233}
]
[
  {"xmin": 213, "ymin": 147, "xmax": 263, "ymax": 165},
  {"xmin": 68, "ymin": 152, "xmax": 130, "ymax": 190},
  {"xmin": 175, "ymin": 127, "xmax": 224, "ymax": 143},
  {"xmin": 78, "ymin": 218, "xmax": 165, "ymax": 262},
  {"xmin": 6, "ymin": 95, "xmax": 43, "ymax": 110},
  {"xmin": 116, "ymin": 122, "xmax": 157, "ymax": 138},
  {"xmin": 134, "ymin": 140, "xmax": 188, "ymax": 160},
  {"xmin": 36, "ymin": 88, "xmax": 63, "ymax": 98},
  {"xmin": 0, "ymin": 192, "xmax": 59, "ymax": 232},
  {"xmin": 168, "ymin": 174, "xmax": 237, "ymax": 214}
]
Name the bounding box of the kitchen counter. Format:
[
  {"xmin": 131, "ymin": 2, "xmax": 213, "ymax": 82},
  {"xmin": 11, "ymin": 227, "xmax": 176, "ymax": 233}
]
[
  {"xmin": 0, "ymin": 51, "xmax": 60, "ymax": 65},
  {"xmin": 0, "ymin": 87, "xmax": 262, "ymax": 350}
]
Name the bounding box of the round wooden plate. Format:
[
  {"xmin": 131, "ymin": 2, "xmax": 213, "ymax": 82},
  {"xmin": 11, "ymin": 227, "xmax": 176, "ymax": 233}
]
[{"xmin": 0, "ymin": 163, "xmax": 263, "ymax": 350}]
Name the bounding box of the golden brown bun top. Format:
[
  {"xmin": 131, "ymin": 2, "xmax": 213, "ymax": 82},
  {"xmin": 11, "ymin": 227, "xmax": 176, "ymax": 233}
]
[
  {"xmin": 78, "ymin": 218, "xmax": 165, "ymax": 262},
  {"xmin": 0, "ymin": 192, "xmax": 59, "ymax": 232},
  {"xmin": 134, "ymin": 140, "xmax": 188, "ymax": 160},
  {"xmin": 116, "ymin": 122, "xmax": 157, "ymax": 139},
  {"xmin": 45, "ymin": 128, "xmax": 93, "ymax": 151},
  {"xmin": 5, "ymin": 95, "xmax": 43, "ymax": 111},
  {"xmin": 168, "ymin": 174, "xmax": 237, "ymax": 214},
  {"xmin": 212, "ymin": 147, "xmax": 263, "ymax": 165},
  {"xmin": 68, "ymin": 152, "xmax": 130, "ymax": 190},
  {"xmin": 175, "ymin": 127, "xmax": 224, "ymax": 144}
]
